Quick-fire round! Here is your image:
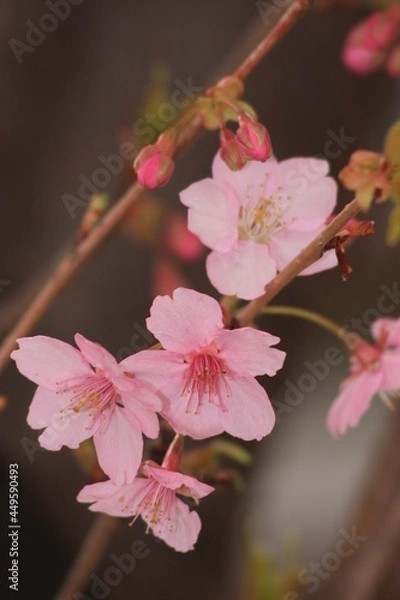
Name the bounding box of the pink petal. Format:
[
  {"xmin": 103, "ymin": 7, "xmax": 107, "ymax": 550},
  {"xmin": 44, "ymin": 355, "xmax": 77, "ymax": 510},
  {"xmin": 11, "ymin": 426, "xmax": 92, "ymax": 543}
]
[
  {"xmin": 94, "ymin": 405, "xmax": 143, "ymax": 485},
  {"xmin": 27, "ymin": 386, "xmax": 60, "ymax": 429},
  {"xmin": 159, "ymin": 372, "xmax": 224, "ymax": 439},
  {"xmin": 144, "ymin": 464, "xmax": 214, "ymax": 498},
  {"xmin": 146, "ymin": 288, "xmax": 223, "ymax": 354},
  {"xmin": 371, "ymin": 317, "xmax": 400, "ymax": 347},
  {"xmin": 75, "ymin": 333, "xmax": 117, "ymax": 369},
  {"xmin": 326, "ymin": 370, "xmax": 382, "ymax": 436},
  {"xmin": 120, "ymin": 383, "xmax": 161, "ymax": 439},
  {"xmin": 121, "ymin": 349, "xmax": 186, "ymax": 390},
  {"xmin": 215, "ymin": 327, "xmax": 285, "ymax": 377},
  {"xmin": 11, "ymin": 336, "xmax": 92, "ymax": 390},
  {"xmin": 380, "ymin": 352, "xmax": 400, "ymax": 389},
  {"xmin": 144, "ymin": 497, "xmax": 202, "ymax": 552},
  {"xmin": 219, "ymin": 376, "xmax": 276, "ymax": 441},
  {"xmin": 299, "ymin": 248, "xmax": 338, "ymax": 275},
  {"xmin": 269, "ymin": 228, "xmax": 337, "ymax": 274},
  {"xmin": 180, "ymin": 179, "xmax": 239, "ymax": 252},
  {"xmin": 212, "ymin": 151, "xmax": 278, "ymax": 202},
  {"xmin": 77, "ymin": 478, "xmax": 150, "ymax": 517},
  {"xmin": 39, "ymin": 407, "xmax": 96, "ymax": 450},
  {"xmin": 283, "ymin": 176, "xmax": 337, "ymax": 232},
  {"xmin": 206, "ymin": 241, "xmax": 277, "ymax": 300}
]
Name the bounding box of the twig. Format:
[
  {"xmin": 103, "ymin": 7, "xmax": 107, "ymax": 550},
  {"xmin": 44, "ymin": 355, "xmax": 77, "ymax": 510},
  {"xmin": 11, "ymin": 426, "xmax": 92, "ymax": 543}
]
[
  {"xmin": 0, "ymin": 0, "xmax": 311, "ymax": 375},
  {"xmin": 53, "ymin": 515, "xmax": 120, "ymax": 600},
  {"xmin": 236, "ymin": 198, "xmax": 360, "ymax": 326}
]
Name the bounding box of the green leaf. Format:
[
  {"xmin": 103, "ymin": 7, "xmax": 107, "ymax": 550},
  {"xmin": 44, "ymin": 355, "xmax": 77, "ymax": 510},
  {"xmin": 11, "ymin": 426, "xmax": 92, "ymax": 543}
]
[
  {"xmin": 386, "ymin": 203, "xmax": 400, "ymax": 246},
  {"xmin": 384, "ymin": 120, "xmax": 400, "ymax": 165}
]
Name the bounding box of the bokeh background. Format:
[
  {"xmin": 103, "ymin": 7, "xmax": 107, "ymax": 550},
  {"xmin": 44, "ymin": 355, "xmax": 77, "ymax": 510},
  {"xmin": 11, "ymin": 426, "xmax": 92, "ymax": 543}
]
[{"xmin": 0, "ymin": 0, "xmax": 399, "ymax": 598}]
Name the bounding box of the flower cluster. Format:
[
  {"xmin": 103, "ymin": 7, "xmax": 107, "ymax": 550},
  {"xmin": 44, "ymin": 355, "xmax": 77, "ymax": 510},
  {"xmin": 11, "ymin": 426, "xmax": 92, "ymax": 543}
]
[
  {"xmin": 13, "ymin": 288, "xmax": 285, "ymax": 551},
  {"xmin": 342, "ymin": 4, "xmax": 400, "ymax": 77}
]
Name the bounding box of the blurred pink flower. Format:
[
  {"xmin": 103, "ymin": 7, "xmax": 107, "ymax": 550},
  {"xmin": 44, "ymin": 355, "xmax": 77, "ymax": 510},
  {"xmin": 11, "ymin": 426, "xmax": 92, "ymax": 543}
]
[
  {"xmin": 164, "ymin": 214, "xmax": 204, "ymax": 262},
  {"xmin": 123, "ymin": 288, "xmax": 285, "ymax": 440},
  {"xmin": 12, "ymin": 334, "xmax": 162, "ymax": 484},
  {"xmin": 77, "ymin": 460, "xmax": 214, "ymax": 552},
  {"xmin": 180, "ymin": 153, "xmax": 337, "ymax": 300},
  {"xmin": 327, "ymin": 318, "xmax": 400, "ymax": 436}
]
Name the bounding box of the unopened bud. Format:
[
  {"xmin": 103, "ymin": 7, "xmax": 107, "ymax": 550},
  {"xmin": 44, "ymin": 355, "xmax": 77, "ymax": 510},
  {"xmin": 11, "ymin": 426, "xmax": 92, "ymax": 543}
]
[{"xmin": 236, "ymin": 114, "xmax": 272, "ymax": 162}]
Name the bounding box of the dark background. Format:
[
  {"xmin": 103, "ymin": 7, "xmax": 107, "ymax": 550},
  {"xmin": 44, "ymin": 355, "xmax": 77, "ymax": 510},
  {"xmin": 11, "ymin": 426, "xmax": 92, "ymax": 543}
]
[{"xmin": 0, "ymin": 1, "xmax": 399, "ymax": 599}]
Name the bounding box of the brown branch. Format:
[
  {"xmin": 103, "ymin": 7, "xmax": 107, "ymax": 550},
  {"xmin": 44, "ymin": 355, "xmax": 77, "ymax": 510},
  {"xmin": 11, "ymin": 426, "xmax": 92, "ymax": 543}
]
[
  {"xmin": 53, "ymin": 515, "xmax": 121, "ymax": 600},
  {"xmin": 0, "ymin": 0, "xmax": 311, "ymax": 375},
  {"xmin": 236, "ymin": 198, "xmax": 360, "ymax": 326}
]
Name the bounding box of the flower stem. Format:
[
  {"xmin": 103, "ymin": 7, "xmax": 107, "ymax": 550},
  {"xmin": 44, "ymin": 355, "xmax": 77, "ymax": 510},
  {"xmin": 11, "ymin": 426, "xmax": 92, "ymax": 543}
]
[{"xmin": 260, "ymin": 305, "xmax": 347, "ymax": 342}]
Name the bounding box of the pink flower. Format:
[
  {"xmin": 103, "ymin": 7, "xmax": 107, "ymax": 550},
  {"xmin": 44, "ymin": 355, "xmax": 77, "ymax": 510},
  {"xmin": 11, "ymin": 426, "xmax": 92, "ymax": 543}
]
[
  {"xmin": 77, "ymin": 460, "xmax": 214, "ymax": 552},
  {"xmin": 180, "ymin": 153, "xmax": 337, "ymax": 300},
  {"xmin": 123, "ymin": 288, "xmax": 285, "ymax": 440},
  {"xmin": 11, "ymin": 334, "xmax": 162, "ymax": 484},
  {"xmin": 327, "ymin": 318, "xmax": 400, "ymax": 436}
]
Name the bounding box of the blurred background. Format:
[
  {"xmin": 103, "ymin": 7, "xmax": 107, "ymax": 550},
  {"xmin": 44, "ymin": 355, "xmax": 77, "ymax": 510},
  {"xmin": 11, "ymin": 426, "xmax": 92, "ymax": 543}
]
[{"xmin": 0, "ymin": 0, "xmax": 399, "ymax": 598}]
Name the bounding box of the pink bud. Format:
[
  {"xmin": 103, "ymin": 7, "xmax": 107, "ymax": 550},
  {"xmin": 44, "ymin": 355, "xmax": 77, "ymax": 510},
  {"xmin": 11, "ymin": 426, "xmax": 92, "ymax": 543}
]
[
  {"xmin": 219, "ymin": 128, "xmax": 247, "ymax": 171},
  {"xmin": 236, "ymin": 114, "xmax": 272, "ymax": 162},
  {"xmin": 134, "ymin": 145, "xmax": 175, "ymax": 189},
  {"xmin": 342, "ymin": 44, "xmax": 385, "ymax": 75},
  {"xmin": 387, "ymin": 43, "xmax": 400, "ymax": 77}
]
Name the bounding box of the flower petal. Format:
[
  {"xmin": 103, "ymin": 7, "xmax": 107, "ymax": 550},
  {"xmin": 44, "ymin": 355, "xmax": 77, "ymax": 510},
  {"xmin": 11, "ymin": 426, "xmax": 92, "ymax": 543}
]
[
  {"xmin": 159, "ymin": 372, "xmax": 224, "ymax": 439},
  {"xmin": 143, "ymin": 464, "xmax": 214, "ymax": 498},
  {"xmin": 269, "ymin": 228, "xmax": 337, "ymax": 274},
  {"xmin": 380, "ymin": 352, "xmax": 400, "ymax": 389},
  {"xmin": 120, "ymin": 382, "xmax": 161, "ymax": 439},
  {"xmin": 216, "ymin": 327, "xmax": 285, "ymax": 377},
  {"xmin": 371, "ymin": 317, "xmax": 400, "ymax": 347},
  {"xmin": 121, "ymin": 349, "xmax": 186, "ymax": 390},
  {"xmin": 146, "ymin": 288, "xmax": 223, "ymax": 354},
  {"xmin": 94, "ymin": 405, "xmax": 143, "ymax": 485},
  {"xmin": 212, "ymin": 151, "xmax": 278, "ymax": 202},
  {"xmin": 180, "ymin": 178, "xmax": 239, "ymax": 252},
  {"xmin": 142, "ymin": 493, "xmax": 202, "ymax": 552},
  {"xmin": 38, "ymin": 407, "xmax": 96, "ymax": 450},
  {"xmin": 27, "ymin": 386, "xmax": 60, "ymax": 429},
  {"xmin": 326, "ymin": 370, "xmax": 383, "ymax": 436},
  {"xmin": 220, "ymin": 376, "xmax": 276, "ymax": 441},
  {"xmin": 11, "ymin": 336, "xmax": 92, "ymax": 390},
  {"xmin": 206, "ymin": 241, "xmax": 277, "ymax": 300},
  {"xmin": 77, "ymin": 478, "xmax": 151, "ymax": 517}
]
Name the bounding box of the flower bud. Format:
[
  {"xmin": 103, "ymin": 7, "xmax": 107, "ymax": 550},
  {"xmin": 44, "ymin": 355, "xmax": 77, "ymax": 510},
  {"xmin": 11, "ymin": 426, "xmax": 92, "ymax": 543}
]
[
  {"xmin": 236, "ymin": 114, "xmax": 272, "ymax": 162},
  {"xmin": 219, "ymin": 128, "xmax": 248, "ymax": 171},
  {"xmin": 134, "ymin": 145, "xmax": 175, "ymax": 189}
]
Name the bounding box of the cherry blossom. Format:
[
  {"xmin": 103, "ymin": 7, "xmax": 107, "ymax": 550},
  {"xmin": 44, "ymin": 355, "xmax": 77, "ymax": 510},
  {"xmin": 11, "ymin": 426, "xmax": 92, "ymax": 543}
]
[
  {"xmin": 327, "ymin": 318, "xmax": 400, "ymax": 436},
  {"xmin": 123, "ymin": 288, "xmax": 285, "ymax": 440},
  {"xmin": 179, "ymin": 153, "xmax": 338, "ymax": 300},
  {"xmin": 77, "ymin": 460, "xmax": 214, "ymax": 552},
  {"xmin": 11, "ymin": 334, "xmax": 162, "ymax": 484}
]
